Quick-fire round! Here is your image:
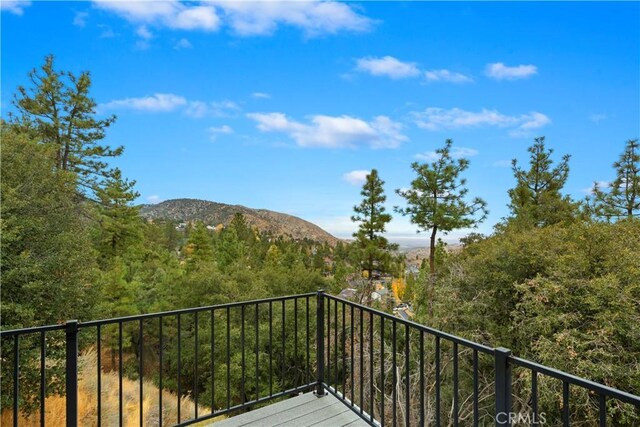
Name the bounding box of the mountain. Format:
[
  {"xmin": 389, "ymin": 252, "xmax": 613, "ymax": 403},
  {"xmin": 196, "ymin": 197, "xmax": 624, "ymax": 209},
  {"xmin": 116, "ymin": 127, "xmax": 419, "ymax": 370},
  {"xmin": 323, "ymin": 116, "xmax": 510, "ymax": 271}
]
[{"xmin": 139, "ymin": 198, "xmax": 339, "ymax": 245}]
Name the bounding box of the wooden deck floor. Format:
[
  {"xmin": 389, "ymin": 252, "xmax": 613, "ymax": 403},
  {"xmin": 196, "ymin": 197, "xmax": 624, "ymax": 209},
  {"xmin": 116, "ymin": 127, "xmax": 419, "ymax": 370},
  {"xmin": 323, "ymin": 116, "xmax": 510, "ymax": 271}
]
[{"xmin": 207, "ymin": 393, "xmax": 370, "ymax": 427}]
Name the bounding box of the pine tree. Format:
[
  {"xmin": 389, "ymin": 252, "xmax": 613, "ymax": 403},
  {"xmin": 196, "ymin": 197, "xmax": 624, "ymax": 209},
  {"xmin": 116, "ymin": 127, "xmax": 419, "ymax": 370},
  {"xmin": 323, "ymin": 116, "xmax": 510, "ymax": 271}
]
[
  {"xmin": 94, "ymin": 169, "xmax": 141, "ymax": 261},
  {"xmin": 185, "ymin": 221, "xmax": 215, "ymax": 267},
  {"xmin": 508, "ymin": 137, "xmax": 576, "ymax": 227},
  {"xmin": 396, "ymin": 139, "xmax": 487, "ymax": 276},
  {"xmin": 351, "ymin": 169, "xmax": 396, "ymax": 302},
  {"xmin": 592, "ymin": 139, "xmax": 640, "ymax": 220},
  {"xmin": 396, "ymin": 139, "xmax": 487, "ymax": 316},
  {"xmin": 10, "ymin": 54, "xmax": 121, "ymax": 200}
]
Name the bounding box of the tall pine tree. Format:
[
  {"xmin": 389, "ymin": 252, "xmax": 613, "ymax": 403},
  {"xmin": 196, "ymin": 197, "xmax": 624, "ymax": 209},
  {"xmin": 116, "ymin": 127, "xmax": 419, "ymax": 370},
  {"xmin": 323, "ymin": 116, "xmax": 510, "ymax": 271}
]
[
  {"xmin": 592, "ymin": 139, "xmax": 640, "ymax": 220},
  {"xmin": 508, "ymin": 137, "xmax": 576, "ymax": 227},
  {"xmin": 351, "ymin": 169, "xmax": 395, "ymax": 302}
]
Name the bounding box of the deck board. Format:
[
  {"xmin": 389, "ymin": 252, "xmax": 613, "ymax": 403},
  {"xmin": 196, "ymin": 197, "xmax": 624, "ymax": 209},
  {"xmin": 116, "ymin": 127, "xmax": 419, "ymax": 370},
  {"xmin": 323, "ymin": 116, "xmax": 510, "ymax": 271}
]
[{"xmin": 207, "ymin": 393, "xmax": 369, "ymax": 427}]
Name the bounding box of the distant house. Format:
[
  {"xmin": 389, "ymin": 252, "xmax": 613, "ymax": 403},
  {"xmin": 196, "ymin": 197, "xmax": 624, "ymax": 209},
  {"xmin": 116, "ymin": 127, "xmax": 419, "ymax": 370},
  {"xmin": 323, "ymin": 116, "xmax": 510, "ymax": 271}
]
[
  {"xmin": 175, "ymin": 222, "xmax": 187, "ymax": 231},
  {"xmin": 371, "ymin": 287, "xmax": 389, "ymax": 301},
  {"xmin": 206, "ymin": 225, "xmax": 216, "ymax": 231},
  {"xmin": 339, "ymin": 288, "xmax": 357, "ymax": 299}
]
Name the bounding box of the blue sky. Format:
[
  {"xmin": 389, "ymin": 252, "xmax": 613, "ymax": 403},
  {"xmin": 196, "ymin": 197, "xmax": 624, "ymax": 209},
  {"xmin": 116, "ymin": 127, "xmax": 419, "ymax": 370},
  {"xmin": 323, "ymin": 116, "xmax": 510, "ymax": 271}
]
[{"xmin": 2, "ymin": 1, "xmax": 639, "ymax": 243}]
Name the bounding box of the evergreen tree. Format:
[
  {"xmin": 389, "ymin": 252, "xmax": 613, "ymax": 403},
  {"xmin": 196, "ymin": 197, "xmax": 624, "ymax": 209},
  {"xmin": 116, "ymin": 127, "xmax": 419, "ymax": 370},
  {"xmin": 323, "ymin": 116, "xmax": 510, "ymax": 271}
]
[
  {"xmin": 94, "ymin": 169, "xmax": 141, "ymax": 262},
  {"xmin": 351, "ymin": 169, "xmax": 395, "ymax": 301},
  {"xmin": 396, "ymin": 139, "xmax": 487, "ymax": 276},
  {"xmin": 1, "ymin": 124, "xmax": 98, "ymax": 327},
  {"xmin": 185, "ymin": 221, "xmax": 215, "ymax": 268},
  {"xmin": 10, "ymin": 54, "xmax": 121, "ymax": 200},
  {"xmin": 396, "ymin": 140, "xmax": 487, "ymax": 316},
  {"xmin": 508, "ymin": 137, "xmax": 576, "ymax": 227},
  {"xmin": 592, "ymin": 139, "xmax": 640, "ymax": 220}
]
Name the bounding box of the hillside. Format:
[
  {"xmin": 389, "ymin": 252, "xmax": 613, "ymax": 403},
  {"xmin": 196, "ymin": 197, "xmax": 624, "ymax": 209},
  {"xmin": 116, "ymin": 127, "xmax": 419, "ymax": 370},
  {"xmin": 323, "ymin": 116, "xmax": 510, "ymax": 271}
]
[{"xmin": 139, "ymin": 198, "xmax": 339, "ymax": 245}]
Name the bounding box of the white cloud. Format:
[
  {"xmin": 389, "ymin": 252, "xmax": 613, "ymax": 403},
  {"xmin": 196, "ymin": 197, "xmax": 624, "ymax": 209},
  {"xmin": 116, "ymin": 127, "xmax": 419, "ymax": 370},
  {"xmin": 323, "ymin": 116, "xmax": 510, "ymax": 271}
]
[
  {"xmin": 209, "ymin": 125, "xmax": 234, "ymax": 140},
  {"xmin": 211, "ymin": 1, "xmax": 373, "ymax": 36},
  {"xmin": 412, "ymin": 107, "xmax": 551, "ymax": 137},
  {"xmin": 184, "ymin": 100, "xmax": 240, "ymax": 118},
  {"xmin": 100, "ymin": 93, "xmax": 187, "ymax": 112},
  {"xmin": 174, "ymin": 38, "xmax": 193, "ymax": 49},
  {"xmin": 93, "ymin": 0, "xmax": 372, "ymax": 37},
  {"xmin": 343, "ymin": 170, "xmax": 370, "ymax": 186},
  {"xmin": 136, "ymin": 25, "xmax": 153, "ymax": 39},
  {"xmin": 416, "ymin": 146, "xmax": 478, "ymax": 162},
  {"xmin": 73, "ymin": 11, "xmax": 88, "ymax": 27},
  {"xmin": 424, "ymin": 69, "xmax": 473, "ymax": 84},
  {"xmin": 589, "ymin": 113, "xmax": 607, "ymax": 124},
  {"xmin": 355, "ymin": 56, "xmax": 420, "ymax": 79},
  {"xmin": 1, "ymin": 0, "xmax": 30, "ymax": 15},
  {"xmin": 93, "ymin": 1, "xmax": 220, "ymax": 31},
  {"xmin": 485, "ymin": 62, "xmax": 537, "ymax": 80},
  {"xmin": 252, "ymin": 92, "xmax": 271, "ymax": 99},
  {"xmin": 100, "ymin": 93, "xmax": 240, "ymax": 118},
  {"xmin": 248, "ymin": 112, "xmax": 407, "ymax": 149},
  {"xmin": 147, "ymin": 195, "xmax": 162, "ymax": 204},
  {"xmin": 582, "ymin": 180, "xmax": 609, "ymax": 195}
]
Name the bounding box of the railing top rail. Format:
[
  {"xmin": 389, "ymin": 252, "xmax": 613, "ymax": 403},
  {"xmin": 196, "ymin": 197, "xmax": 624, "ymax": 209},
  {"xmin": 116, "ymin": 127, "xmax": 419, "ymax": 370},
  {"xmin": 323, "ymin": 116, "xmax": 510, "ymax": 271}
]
[
  {"xmin": 0, "ymin": 292, "xmax": 317, "ymax": 336},
  {"xmin": 323, "ymin": 293, "xmax": 495, "ymax": 355},
  {"xmin": 0, "ymin": 323, "xmax": 67, "ymax": 338},
  {"xmin": 511, "ymin": 356, "xmax": 640, "ymax": 406}
]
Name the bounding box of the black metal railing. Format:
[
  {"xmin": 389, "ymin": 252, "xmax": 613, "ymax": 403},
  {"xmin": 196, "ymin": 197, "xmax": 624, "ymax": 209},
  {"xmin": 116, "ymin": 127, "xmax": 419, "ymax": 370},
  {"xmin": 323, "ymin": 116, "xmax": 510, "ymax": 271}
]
[{"xmin": 1, "ymin": 290, "xmax": 639, "ymax": 426}]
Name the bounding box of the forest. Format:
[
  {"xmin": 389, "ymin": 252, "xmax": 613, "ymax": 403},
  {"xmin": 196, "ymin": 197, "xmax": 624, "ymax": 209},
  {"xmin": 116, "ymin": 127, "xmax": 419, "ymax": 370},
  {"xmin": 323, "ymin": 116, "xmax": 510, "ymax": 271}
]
[{"xmin": 1, "ymin": 56, "xmax": 639, "ymax": 425}]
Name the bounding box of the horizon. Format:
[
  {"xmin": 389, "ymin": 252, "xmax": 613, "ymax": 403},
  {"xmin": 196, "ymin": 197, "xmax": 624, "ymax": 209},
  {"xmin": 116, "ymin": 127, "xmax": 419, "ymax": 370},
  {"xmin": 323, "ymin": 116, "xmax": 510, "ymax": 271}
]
[{"xmin": 2, "ymin": 1, "xmax": 639, "ymax": 242}]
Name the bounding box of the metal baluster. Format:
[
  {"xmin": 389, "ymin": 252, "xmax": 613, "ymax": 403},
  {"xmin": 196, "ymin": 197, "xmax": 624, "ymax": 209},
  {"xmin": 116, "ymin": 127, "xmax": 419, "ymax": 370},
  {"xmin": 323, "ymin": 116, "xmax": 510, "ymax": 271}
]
[
  {"xmin": 350, "ymin": 304, "xmax": 354, "ymax": 407},
  {"xmin": 563, "ymin": 382, "xmax": 570, "ymax": 427},
  {"xmin": 211, "ymin": 310, "xmax": 215, "ymax": 412},
  {"xmin": 119, "ymin": 322, "xmax": 123, "ymax": 427},
  {"xmin": 405, "ymin": 325, "xmax": 410, "ymax": 426},
  {"xmin": 139, "ymin": 319, "xmax": 144, "ymax": 426},
  {"xmin": 13, "ymin": 335, "xmax": 19, "ymax": 427},
  {"xmin": 360, "ymin": 308, "xmax": 364, "ymax": 414},
  {"xmin": 159, "ymin": 317, "xmax": 163, "ymax": 427},
  {"xmin": 392, "ymin": 322, "xmax": 397, "ymax": 427},
  {"xmin": 531, "ymin": 370, "xmax": 538, "ymax": 427},
  {"xmin": 269, "ymin": 301, "xmax": 273, "ymax": 396},
  {"xmin": 369, "ymin": 312, "xmax": 374, "ymax": 421},
  {"xmin": 435, "ymin": 336, "xmax": 440, "ymax": 427},
  {"xmin": 599, "ymin": 394, "xmax": 606, "ymax": 427},
  {"xmin": 420, "ymin": 331, "xmax": 424, "ymax": 427},
  {"xmin": 254, "ymin": 303, "xmax": 260, "ymax": 400},
  {"xmin": 177, "ymin": 314, "xmax": 182, "ymax": 423},
  {"xmin": 281, "ymin": 300, "xmax": 286, "ymax": 392},
  {"xmin": 334, "ymin": 299, "xmax": 338, "ymax": 390},
  {"xmin": 295, "ymin": 298, "xmax": 298, "ymax": 389},
  {"xmin": 328, "ymin": 298, "xmax": 331, "ymax": 389},
  {"xmin": 40, "ymin": 331, "xmax": 46, "ymax": 426},
  {"xmin": 380, "ymin": 316, "xmax": 385, "ymax": 427},
  {"xmin": 453, "ymin": 342, "xmax": 459, "ymax": 427},
  {"xmin": 306, "ymin": 296, "xmax": 310, "ymax": 387},
  {"xmin": 473, "ymin": 350, "xmax": 479, "ymax": 427},
  {"xmin": 96, "ymin": 327, "xmax": 100, "ymax": 426},
  {"xmin": 194, "ymin": 313, "xmax": 199, "ymax": 419},
  {"xmin": 241, "ymin": 305, "xmax": 246, "ymax": 405},
  {"xmin": 226, "ymin": 307, "xmax": 230, "ymax": 410},
  {"xmin": 342, "ymin": 302, "xmax": 346, "ymax": 395}
]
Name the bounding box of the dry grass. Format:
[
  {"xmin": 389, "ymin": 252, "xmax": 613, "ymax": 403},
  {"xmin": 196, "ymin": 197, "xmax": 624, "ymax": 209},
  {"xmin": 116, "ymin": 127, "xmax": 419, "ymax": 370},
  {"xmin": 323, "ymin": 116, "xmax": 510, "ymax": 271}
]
[{"xmin": 2, "ymin": 349, "xmax": 222, "ymax": 426}]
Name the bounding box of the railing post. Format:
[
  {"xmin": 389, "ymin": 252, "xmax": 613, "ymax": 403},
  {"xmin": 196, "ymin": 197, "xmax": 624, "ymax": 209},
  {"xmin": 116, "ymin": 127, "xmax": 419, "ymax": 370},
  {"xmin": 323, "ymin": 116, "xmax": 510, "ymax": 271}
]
[
  {"xmin": 495, "ymin": 347, "xmax": 512, "ymax": 427},
  {"xmin": 316, "ymin": 289, "xmax": 325, "ymax": 396},
  {"xmin": 65, "ymin": 320, "xmax": 79, "ymax": 427}
]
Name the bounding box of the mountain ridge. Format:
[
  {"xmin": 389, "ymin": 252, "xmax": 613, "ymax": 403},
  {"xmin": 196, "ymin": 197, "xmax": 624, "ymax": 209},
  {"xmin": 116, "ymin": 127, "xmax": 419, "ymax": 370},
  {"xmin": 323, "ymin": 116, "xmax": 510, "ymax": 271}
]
[{"xmin": 139, "ymin": 198, "xmax": 339, "ymax": 245}]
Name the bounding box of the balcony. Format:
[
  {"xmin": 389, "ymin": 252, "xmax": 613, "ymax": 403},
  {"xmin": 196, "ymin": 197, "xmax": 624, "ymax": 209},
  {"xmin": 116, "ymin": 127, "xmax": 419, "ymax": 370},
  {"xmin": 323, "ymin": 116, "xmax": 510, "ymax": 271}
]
[{"xmin": 1, "ymin": 291, "xmax": 639, "ymax": 426}]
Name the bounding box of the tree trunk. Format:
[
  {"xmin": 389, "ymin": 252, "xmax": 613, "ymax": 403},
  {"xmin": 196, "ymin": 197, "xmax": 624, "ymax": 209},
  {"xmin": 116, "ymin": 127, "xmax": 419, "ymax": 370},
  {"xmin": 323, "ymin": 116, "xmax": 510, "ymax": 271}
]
[{"xmin": 428, "ymin": 225, "xmax": 438, "ymax": 318}]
